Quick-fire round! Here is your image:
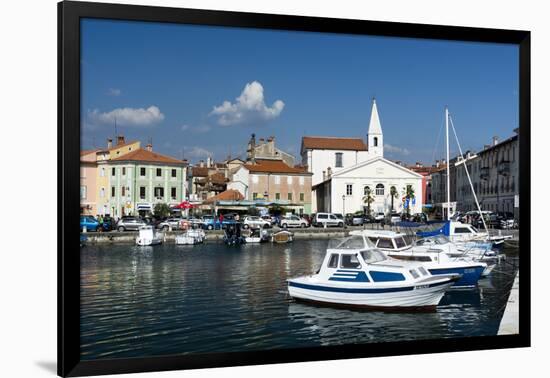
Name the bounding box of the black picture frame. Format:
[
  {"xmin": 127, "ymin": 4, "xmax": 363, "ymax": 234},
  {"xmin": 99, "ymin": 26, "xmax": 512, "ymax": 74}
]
[{"xmin": 58, "ymin": 1, "xmax": 531, "ymax": 376}]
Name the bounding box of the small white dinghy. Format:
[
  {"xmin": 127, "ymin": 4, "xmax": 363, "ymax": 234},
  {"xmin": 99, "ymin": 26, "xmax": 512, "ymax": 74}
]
[
  {"xmin": 136, "ymin": 226, "xmax": 163, "ymax": 246},
  {"xmin": 272, "ymin": 230, "xmax": 293, "ymax": 244},
  {"xmin": 287, "ymin": 234, "xmax": 459, "ymax": 311},
  {"xmin": 175, "ymin": 228, "xmax": 206, "ymax": 245},
  {"xmin": 245, "ymin": 228, "xmax": 270, "ymax": 243}
]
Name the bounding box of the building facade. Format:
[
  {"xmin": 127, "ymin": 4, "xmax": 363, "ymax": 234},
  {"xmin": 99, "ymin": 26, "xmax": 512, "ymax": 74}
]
[
  {"xmin": 314, "ymin": 157, "xmax": 423, "ymax": 215},
  {"xmin": 228, "ymin": 159, "xmax": 313, "ymax": 214},
  {"xmin": 431, "ymin": 131, "xmax": 519, "ymax": 218},
  {"xmin": 80, "ymin": 149, "xmax": 99, "ymax": 215},
  {"xmin": 96, "ymin": 146, "xmax": 188, "ymax": 217}
]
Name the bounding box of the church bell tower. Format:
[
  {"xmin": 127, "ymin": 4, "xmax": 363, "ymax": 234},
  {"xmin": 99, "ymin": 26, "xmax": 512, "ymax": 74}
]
[{"xmin": 367, "ymin": 98, "xmax": 384, "ymax": 157}]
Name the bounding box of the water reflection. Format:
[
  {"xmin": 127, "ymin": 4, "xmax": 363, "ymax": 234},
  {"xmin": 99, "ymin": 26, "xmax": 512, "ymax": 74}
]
[{"xmin": 80, "ymin": 241, "xmax": 517, "ymax": 360}]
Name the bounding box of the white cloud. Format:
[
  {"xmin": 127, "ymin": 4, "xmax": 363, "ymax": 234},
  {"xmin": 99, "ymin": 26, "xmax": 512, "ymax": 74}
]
[
  {"xmin": 108, "ymin": 88, "xmax": 121, "ymax": 96},
  {"xmin": 88, "ymin": 106, "xmax": 164, "ymax": 128},
  {"xmin": 385, "ymin": 144, "xmax": 411, "ymax": 156},
  {"xmin": 210, "ymin": 81, "xmax": 284, "ymax": 126},
  {"xmin": 180, "ymin": 124, "xmax": 190, "ymax": 131}
]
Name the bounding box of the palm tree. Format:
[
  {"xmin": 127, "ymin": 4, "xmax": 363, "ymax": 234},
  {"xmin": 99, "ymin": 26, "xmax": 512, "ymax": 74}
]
[
  {"xmin": 362, "ymin": 186, "xmax": 375, "ymax": 216},
  {"xmin": 402, "ymin": 185, "xmax": 416, "ymax": 219},
  {"xmin": 389, "ymin": 186, "xmax": 398, "ymax": 213}
]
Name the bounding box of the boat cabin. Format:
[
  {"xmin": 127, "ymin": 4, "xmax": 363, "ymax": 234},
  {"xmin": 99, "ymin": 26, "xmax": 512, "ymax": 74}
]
[
  {"xmin": 319, "ymin": 235, "xmax": 431, "ymax": 283},
  {"xmin": 351, "ymin": 230, "xmax": 414, "ymax": 252}
]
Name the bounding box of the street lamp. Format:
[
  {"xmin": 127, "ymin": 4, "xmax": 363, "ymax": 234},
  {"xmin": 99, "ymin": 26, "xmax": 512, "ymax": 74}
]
[{"xmin": 342, "ymin": 194, "xmax": 346, "ymax": 215}]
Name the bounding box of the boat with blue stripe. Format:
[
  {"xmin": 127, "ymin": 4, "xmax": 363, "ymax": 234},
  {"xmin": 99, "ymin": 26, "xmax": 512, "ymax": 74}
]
[
  {"xmin": 287, "ymin": 234, "xmax": 459, "ymax": 311},
  {"xmin": 351, "ymin": 230, "xmax": 488, "ymax": 287}
]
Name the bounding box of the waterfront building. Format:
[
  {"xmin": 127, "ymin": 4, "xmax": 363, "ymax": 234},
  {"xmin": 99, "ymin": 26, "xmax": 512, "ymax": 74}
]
[
  {"xmin": 408, "ymin": 162, "xmax": 441, "ymax": 212},
  {"xmin": 228, "ymin": 158, "xmax": 313, "ymax": 214},
  {"xmin": 303, "ymin": 99, "xmax": 421, "ymax": 214},
  {"xmin": 314, "ymin": 157, "xmax": 423, "ymax": 215},
  {"xmin": 96, "ymin": 143, "xmax": 188, "ymax": 217},
  {"xmin": 188, "ymin": 157, "xmax": 230, "ymax": 202},
  {"xmin": 429, "ymin": 131, "xmax": 519, "ymax": 219},
  {"xmin": 80, "ymin": 149, "xmax": 100, "ymax": 215},
  {"xmin": 455, "ymin": 132, "xmax": 519, "ymax": 215}
]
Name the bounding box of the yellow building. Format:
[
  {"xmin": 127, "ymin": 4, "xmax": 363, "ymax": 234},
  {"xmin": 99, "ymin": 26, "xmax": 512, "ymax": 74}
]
[{"xmin": 94, "ymin": 136, "xmax": 141, "ymax": 215}]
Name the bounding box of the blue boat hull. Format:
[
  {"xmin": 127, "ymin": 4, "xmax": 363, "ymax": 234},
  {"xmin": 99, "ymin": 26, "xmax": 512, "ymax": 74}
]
[{"xmin": 428, "ymin": 265, "xmax": 484, "ymax": 287}]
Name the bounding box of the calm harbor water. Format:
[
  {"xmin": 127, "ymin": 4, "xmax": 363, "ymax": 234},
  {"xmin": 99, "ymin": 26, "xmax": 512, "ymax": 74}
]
[{"xmin": 80, "ymin": 239, "xmax": 519, "ymax": 360}]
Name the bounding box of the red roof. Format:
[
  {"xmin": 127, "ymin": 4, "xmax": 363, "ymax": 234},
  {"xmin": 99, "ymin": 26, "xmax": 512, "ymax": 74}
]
[
  {"xmin": 244, "ymin": 159, "xmax": 310, "ymax": 174},
  {"xmin": 204, "ymin": 189, "xmax": 244, "ymax": 204},
  {"xmin": 109, "ymin": 148, "xmax": 184, "ymax": 164},
  {"xmin": 192, "ymin": 167, "xmax": 209, "ymax": 177},
  {"xmin": 302, "ymin": 136, "xmax": 367, "ymax": 151}
]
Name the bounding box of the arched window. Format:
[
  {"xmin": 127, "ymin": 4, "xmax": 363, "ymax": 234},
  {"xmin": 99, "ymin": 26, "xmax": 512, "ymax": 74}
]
[
  {"xmin": 364, "ymin": 186, "xmax": 371, "ymax": 196},
  {"xmin": 373, "ymin": 137, "xmax": 378, "ymax": 147},
  {"xmin": 375, "ymin": 183, "xmax": 384, "ymax": 196}
]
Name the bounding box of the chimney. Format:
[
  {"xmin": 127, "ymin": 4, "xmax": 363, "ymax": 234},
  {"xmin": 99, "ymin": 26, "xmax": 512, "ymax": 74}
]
[
  {"xmin": 492, "ymin": 136, "xmax": 499, "ymax": 146},
  {"xmin": 259, "ymin": 138, "xmax": 265, "ymax": 143},
  {"xmin": 146, "ymin": 143, "xmax": 153, "ymax": 152},
  {"xmin": 117, "ymin": 135, "xmax": 125, "ymax": 146},
  {"xmin": 435, "ymin": 160, "xmax": 440, "ymax": 168},
  {"xmin": 199, "ymin": 160, "xmax": 205, "ymax": 167},
  {"xmin": 322, "ymin": 170, "xmax": 326, "ymax": 181},
  {"xmin": 107, "ymin": 138, "xmax": 113, "ymax": 149},
  {"xmin": 206, "ymin": 156, "xmax": 212, "ymax": 168},
  {"xmin": 327, "ymin": 167, "xmax": 332, "ymax": 177},
  {"xmin": 267, "ymin": 136, "xmax": 275, "ymax": 154},
  {"xmin": 416, "ymin": 162, "xmax": 422, "ymax": 168}
]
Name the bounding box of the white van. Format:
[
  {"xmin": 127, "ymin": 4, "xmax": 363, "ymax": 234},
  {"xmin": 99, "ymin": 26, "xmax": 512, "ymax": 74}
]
[{"xmin": 312, "ymin": 213, "xmax": 344, "ymax": 228}]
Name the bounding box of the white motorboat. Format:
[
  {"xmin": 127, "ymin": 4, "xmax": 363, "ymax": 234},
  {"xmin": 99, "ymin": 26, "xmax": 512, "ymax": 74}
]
[
  {"xmin": 245, "ymin": 228, "xmax": 270, "ymax": 243},
  {"xmin": 287, "ymin": 234, "xmax": 459, "ymax": 311},
  {"xmin": 175, "ymin": 228, "xmax": 205, "ymax": 245},
  {"xmin": 352, "ymin": 229, "xmax": 487, "ymax": 287},
  {"xmin": 416, "ymin": 220, "xmax": 511, "ymax": 249},
  {"xmin": 136, "ymin": 226, "xmax": 163, "ymax": 246}
]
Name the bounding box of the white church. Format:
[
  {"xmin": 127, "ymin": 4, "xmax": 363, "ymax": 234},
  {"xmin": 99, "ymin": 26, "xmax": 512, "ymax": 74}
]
[{"xmin": 301, "ymin": 99, "xmax": 423, "ymax": 215}]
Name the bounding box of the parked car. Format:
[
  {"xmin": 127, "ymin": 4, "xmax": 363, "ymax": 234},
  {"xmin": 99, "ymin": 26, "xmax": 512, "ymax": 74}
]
[
  {"xmin": 301, "ymin": 214, "xmax": 312, "ymax": 226},
  {"xmin": 279, "ymin": 215, "xmax": 309, "ymax": 228},
  {"xmin": 345, "ymin": 213, "xmax": 365, "ymax": 226},
  {"xmin": 388, "ymin": 213, "xmax": 401, "ymax": 225},
  {"xmin": 80, "ymin": 216, "xmax": 100, "ymax": 232},
  {"xmin": 374, "ymin": 212, "xmax": 385, "ymax": 222},
  {"xmin": 100, "ymin": 216, "xmax": 115, "ymax": 232},
  {"xmin": 201, "ymin": 214, "xmax": 237, "ymax": 230},
  {"xmin": 157, "ymin": 217, "xmax": 184, "ymax": 231},
  {"xmin": 243, "ymin": 216, "xmax": 271, "ymax": 229},
  {"xmin": 312, "ymin": 213, "xmax": 344, "ymax": 228},
  {"xmin": 116, "ymin": 217, "xmax": 147, "ymax": 231}
]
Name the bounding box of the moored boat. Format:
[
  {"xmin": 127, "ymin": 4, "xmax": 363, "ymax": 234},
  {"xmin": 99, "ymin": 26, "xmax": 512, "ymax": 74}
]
[
  {"xmin": 287, "ymin": 234, "xmax": 460, "ymax": 311},
  {"xmin": 352, "ymin": 229, "xmax": 487, "ymax": 287},
  {"xmin": 175, "ymin": 228, "xmax": 205, "ymax": 245},
  {"xmin": 272, "ymin": 230, "xmax": 293, "ymax": 243},
  {"xmin": 136, "ymin": 226, "xmax": 163, "ymax": 246},
  {"xmin": 245, "ymin": 228, "xmax": 270, "ymax": 243}
]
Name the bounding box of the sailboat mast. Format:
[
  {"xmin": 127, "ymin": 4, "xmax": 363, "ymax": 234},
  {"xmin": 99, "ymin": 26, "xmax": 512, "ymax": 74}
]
[{"xmin": 445, "ymin": 107, "xmax": 451, "ymax": 220}]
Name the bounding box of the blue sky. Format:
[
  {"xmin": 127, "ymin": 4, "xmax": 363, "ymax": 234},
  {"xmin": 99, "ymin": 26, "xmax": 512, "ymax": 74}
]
[{"xmin": 81, "ymin": 18, "xmax": 518, "ymax": 164}]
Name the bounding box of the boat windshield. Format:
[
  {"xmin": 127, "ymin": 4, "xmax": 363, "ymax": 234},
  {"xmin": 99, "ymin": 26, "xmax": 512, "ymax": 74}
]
[
  {"xmin": 360, "ymin": 249, "xmax": 387, "ymax": 263},
  {"xmin": 328, "ymin": 235, "xmax": 374, "ymax": 250},
  {"xmin": 416, "ymin": 235, "xmax": 450, "ymax": 245}
]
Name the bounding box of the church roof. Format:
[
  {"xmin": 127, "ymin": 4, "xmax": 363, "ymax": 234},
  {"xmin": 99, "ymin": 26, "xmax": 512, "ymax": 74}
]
[
  {"xmin": 368, "ymin": 99, "xmax": 383, "ymax": 135},
  {"xmin": 301, "ymin": 136, "xmax": 368, "ymax": 151}
]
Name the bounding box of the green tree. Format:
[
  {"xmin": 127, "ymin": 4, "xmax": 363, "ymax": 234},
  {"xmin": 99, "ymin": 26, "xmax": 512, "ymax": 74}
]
[
  {"xmin": 153, "ymin": 203, "xmax": 171, "ymax": 218},
  {"xmin": 389, "ymin": 186, "xmax": 398, "ymax": 213},
  {"xmin": 402, "ymin": 185, "xmax": 416, "ymax": 219},
  {"xmin": 362, "ymin": 186, "xmax": 375, "ymax": 216}
]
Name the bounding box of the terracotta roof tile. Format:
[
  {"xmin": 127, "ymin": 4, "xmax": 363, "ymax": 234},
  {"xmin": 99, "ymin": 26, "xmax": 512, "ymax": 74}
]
[
  {"xmin": 192, "ymin": 167, "xmax": 209, "ymax": 177},
  {"xmin": 109, "ymin": 148, "xmax": 184, "ymax": 165},
  {"xmin": 302, "ymin": 136, "xmax": 367, "ymax": 151},
  {"xmin": 244, "ymin": 159, "xmax": 310, "ymax": 174},
  {"xmin": 204, "ymin": 189, "xmax": 244, "ymax": 204}
]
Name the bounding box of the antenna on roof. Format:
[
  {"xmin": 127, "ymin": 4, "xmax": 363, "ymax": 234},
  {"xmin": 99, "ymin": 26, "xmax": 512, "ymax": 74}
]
[{"xmin": 114, "ymin": 116, "xmax": 118, "ymax": 137}]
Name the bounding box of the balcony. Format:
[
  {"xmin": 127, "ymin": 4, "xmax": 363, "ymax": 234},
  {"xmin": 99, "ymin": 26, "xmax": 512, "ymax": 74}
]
[
  {"xmin": 498, "ymin": 160, "xmax": 511, "ymax": 176},
  {"xmin": 479, "ymin": 167, "xmax": 490, "ymax": 180}
]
